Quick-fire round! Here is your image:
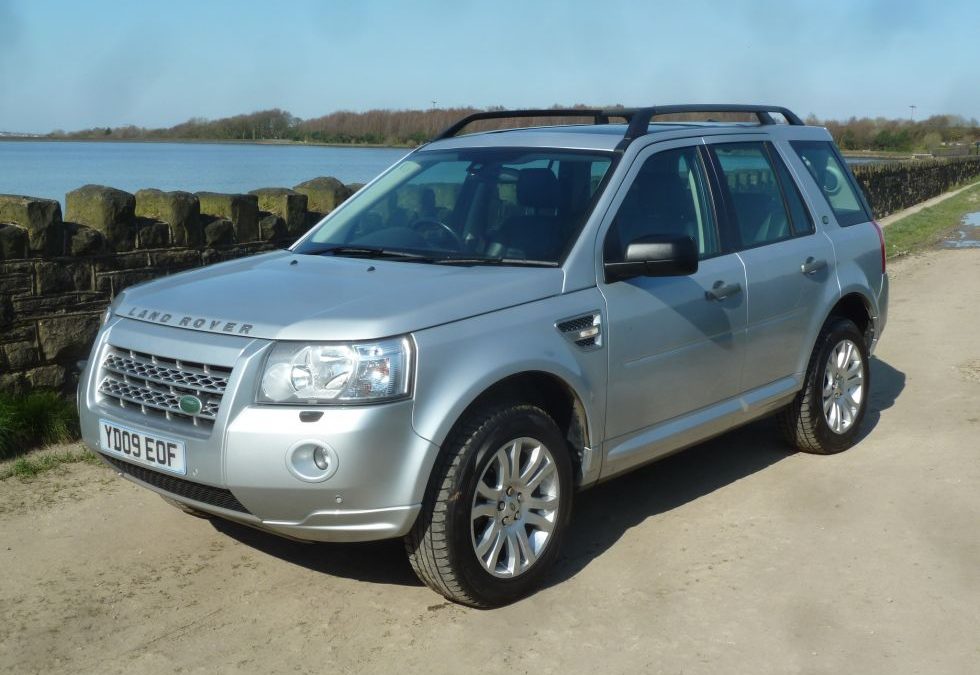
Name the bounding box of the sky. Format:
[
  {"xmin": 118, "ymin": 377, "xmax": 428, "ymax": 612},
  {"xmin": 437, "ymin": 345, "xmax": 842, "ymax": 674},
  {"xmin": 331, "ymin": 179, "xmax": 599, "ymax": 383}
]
[{"xmin": 0, "ymin": 0, "xmax": 977, "ymax": 134}]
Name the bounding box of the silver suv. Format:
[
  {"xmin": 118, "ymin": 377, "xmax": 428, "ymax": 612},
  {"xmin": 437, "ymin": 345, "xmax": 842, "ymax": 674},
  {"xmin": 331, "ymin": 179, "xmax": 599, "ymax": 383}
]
[{"xmin": 79, "ymin": 105, "xmax": 888, "ymax": 607}]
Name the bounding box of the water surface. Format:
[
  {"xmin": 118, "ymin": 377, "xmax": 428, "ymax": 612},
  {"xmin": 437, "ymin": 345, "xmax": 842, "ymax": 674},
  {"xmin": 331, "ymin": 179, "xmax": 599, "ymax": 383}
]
[{"xmin": 0, "ymin": 140, "xmax": 407, "ymax": 206}]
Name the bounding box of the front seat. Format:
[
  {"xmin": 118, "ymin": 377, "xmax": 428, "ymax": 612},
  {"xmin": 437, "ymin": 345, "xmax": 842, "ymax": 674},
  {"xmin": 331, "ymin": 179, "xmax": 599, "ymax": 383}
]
[{"xmin": 487, "ymin": 168, "xmax": 561, "ymax": 261}]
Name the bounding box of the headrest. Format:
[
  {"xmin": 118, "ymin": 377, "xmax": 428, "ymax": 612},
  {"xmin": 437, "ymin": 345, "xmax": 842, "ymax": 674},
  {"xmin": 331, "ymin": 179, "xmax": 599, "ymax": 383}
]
[{"xmin": 517, "ymin": 168, "xmax": 559, "ymax": 209}]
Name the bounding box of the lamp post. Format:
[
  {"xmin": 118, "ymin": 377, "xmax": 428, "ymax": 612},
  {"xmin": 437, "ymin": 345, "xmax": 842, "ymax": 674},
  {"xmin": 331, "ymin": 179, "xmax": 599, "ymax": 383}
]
[{"xmin": 909, "ymin": 105, "xmax": 917, "ymax": 122}]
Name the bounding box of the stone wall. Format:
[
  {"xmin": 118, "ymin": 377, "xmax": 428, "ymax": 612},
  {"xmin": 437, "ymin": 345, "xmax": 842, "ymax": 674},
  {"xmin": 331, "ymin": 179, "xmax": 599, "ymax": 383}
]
[
  {"xmin": 851, "ymin": 156, "xmax": 980, "ymax": 218},
  {"xmin": 0, "ymin": 178, "xmax": 354, "ymax": 395}
]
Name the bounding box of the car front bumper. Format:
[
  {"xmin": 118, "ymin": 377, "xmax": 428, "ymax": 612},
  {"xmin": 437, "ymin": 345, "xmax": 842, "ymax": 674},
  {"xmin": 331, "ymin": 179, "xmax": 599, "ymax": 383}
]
[{"xmin": 79, "ymin": 318, "xmax": 438, "ymax": 542}]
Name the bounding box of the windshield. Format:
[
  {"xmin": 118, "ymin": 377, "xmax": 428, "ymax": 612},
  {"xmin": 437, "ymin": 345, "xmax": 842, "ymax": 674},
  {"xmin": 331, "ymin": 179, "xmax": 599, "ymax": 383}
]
[{"xmin": 293, "ymin": 148, "xmax": 613, "ymax": 265}]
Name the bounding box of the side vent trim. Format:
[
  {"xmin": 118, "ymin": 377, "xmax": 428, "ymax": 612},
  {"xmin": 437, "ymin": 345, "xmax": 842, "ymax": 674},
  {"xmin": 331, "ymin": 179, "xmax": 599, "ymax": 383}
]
[{"xmin": 556, "ymin": 311, "xmax": 603, "ymax": 350}]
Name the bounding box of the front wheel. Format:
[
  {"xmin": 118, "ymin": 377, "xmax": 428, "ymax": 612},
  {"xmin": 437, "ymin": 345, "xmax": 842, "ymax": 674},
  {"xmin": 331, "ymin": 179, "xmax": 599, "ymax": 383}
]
[
  {"xmin": 405, "ymin": 403, "xmax": 573, "ymax": 607},
  {"xmin": 781, "ymin": 317, "xmax": 871, "ymax": 454}
]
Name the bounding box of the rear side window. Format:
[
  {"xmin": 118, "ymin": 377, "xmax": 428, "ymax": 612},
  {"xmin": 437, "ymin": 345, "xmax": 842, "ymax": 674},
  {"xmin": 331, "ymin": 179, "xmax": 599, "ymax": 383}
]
[
  {"xmin": 711, "ymin": 142, "xmax": 794, "ymax": 249},
  {"xmin": 770, "ymin": 149, "xmax": 815, "ymax": 235},
  {"xmin": 791, "ymin": 141, "xmax": 871, "ymax": 227}
]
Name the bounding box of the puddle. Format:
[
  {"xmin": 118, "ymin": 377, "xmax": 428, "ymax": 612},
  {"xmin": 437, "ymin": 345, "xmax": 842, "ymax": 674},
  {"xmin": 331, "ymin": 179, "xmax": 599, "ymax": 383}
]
[{"xmin": 942, "ymin": 211, "xmax": 980, "ymax": 249}]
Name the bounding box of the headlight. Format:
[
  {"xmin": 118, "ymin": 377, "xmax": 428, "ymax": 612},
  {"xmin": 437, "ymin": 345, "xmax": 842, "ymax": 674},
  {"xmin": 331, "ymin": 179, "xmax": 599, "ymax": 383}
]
[{"xmin": 257, "ymin": 336, "xmax": 413, "ymax": 404}]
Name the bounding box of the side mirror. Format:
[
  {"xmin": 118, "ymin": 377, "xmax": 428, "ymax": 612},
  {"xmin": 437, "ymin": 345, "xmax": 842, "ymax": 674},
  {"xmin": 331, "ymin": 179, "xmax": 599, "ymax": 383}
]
[{"xmin": 604, "ymin": 234, "xmax": 698, "ymax": 282}]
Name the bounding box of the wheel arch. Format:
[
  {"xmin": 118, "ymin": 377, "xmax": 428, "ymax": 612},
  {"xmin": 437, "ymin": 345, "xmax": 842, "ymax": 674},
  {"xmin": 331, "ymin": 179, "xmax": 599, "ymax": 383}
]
[
  {"xmin": 827, "ymin": 291, "xmax": 876, "ymax": 347},
  {"xmin": 433, "ymin": 370, "xmax": 596, "ymax": 488}
]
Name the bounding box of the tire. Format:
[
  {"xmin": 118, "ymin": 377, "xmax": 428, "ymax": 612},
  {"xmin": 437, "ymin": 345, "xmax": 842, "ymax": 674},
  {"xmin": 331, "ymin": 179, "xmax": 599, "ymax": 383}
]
[
  {"xmin": 405, "ymin": 403, "xmax": 573, "ymax": 608},
  {"xmin": 781, "ymin": 317, "xmax": 871, "ymax": 454}
]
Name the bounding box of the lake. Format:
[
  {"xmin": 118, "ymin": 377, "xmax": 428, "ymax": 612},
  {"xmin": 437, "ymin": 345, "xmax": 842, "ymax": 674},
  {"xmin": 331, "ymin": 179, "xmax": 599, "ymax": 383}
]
[{"xmin": 0, "ymin": 140, "xmax": 408, "ymax": 206}]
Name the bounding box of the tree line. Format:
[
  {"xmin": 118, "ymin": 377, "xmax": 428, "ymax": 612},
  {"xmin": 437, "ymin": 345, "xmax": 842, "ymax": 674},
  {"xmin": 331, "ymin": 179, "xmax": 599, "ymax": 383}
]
[{"xmin": 48, "ymin": 107, "xmax": 980, "ymax": 153}]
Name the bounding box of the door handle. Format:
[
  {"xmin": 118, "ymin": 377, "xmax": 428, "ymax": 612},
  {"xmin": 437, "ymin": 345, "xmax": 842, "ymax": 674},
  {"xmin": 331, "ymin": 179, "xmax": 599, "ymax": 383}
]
[
  {"xmin": 801, "ymin": 256, "xmax": 828, "ymax": 275},
  {"xmin": 705, "ymin": 280, "xmax": 742, "ymax": 301}
]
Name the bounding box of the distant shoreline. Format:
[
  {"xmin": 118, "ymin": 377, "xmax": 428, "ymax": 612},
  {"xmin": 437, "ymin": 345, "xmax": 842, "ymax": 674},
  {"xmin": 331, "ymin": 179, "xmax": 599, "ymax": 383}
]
[{"xmin": 0, "ymin": 136, "xmax": 411, "ymax": 150}]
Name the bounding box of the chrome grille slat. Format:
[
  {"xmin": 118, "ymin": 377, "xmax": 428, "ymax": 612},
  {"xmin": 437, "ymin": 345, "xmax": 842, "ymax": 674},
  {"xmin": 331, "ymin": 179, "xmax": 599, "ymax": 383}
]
[
  {"xmin": 98, "ymin": 345, "xmax": 230, "ymax": 429},
  {"xmin": 102, "ymin": 352, "xmax": 230, "ymax": 393}
]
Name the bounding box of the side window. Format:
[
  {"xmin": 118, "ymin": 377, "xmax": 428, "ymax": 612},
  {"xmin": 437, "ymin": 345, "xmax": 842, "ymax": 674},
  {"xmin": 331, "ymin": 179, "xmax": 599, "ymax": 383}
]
[
  {"xmin": 606, "ymin": 147, "xmax": 719, "ymax": 261},
  {"xmin": 770, "ymin": 148, "xmax": 815, "ymax": 235},
  {"xmin": 711, "ymin": 142, "xmax": 793, "ymax": 248},
  {"xmin": 790, "ymin": 141, "xmax": 871, "ymax": 227}
]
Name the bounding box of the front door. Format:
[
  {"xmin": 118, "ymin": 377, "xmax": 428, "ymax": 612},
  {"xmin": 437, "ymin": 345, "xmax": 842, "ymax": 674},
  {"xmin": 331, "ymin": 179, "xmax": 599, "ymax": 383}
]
[{"xmin": 600, "ymin": 142, "xmax": 747, "ymax": 454}]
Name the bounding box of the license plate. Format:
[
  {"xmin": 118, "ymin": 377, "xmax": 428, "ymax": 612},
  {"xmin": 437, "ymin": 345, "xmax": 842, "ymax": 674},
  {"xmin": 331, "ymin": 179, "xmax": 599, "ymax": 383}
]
[{"xmin": 99, "ymin": 419, "xmax": 187, "ymax": 476}]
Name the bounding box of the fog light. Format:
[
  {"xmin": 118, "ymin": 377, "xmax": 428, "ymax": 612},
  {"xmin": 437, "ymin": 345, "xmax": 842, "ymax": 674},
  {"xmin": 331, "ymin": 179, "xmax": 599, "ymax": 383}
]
[
  {"xmin": 313, "ymin": 446, "xmax": 329, "ymax": 470},
  {"xmin": 285, "ymin": 440, "xmax": 338, "ymax": 483}
]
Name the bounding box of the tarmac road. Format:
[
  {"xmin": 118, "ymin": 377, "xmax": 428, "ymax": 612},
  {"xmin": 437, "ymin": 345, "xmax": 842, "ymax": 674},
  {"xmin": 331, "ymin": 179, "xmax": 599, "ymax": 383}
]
[{"xmin": 1, "ymin": 247, "xmax": 978, "ymax": 675}]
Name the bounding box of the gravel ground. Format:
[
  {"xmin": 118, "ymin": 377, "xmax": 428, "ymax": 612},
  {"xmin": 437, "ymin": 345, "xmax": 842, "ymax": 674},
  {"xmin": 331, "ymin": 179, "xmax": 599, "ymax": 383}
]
[{"xmin": 1, "ymin": 247, "xmax": 978, "ymax": 675}]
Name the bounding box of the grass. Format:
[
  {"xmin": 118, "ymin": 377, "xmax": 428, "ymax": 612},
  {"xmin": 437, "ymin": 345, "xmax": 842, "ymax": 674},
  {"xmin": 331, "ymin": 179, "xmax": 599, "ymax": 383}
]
[
  {"xmin": 884, "ymin": 182, "xmax": 980, "ymax": 257},
  {"xmin": 0, "ymin": 390, "xmax": 79, "ymax": 460},
  {"xmin": 0, "ymin": 446, "xmax": 101, "ymax": 480}
]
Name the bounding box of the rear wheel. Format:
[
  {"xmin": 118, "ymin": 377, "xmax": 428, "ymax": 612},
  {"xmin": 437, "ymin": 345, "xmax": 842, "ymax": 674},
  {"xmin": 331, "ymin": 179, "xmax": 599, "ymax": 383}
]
[
  {"xmin": 405, "ymin": 403, "xmax": 573, "ymax": 607},
  {"xmin": 781, "ymin": 317, "xmax": 870, "ymax": 454}
]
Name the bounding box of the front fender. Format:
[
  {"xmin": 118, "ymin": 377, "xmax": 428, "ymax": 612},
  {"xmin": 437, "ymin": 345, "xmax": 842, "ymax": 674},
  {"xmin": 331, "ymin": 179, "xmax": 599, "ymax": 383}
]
[{"xmin": 410, "ymin": 288, "xmax": 608, "ymax": 486}]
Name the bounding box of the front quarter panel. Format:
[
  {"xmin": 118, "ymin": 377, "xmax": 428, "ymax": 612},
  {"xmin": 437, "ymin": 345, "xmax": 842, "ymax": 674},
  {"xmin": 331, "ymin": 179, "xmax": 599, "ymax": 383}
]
[{"xmin": 410, "ymin": 288, "xmax": 608, "ymax": 487}]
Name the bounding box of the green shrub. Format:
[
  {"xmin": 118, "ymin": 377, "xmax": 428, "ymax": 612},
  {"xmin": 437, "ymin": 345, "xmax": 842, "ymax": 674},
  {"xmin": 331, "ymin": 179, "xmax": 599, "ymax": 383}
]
[{"xmin": 0, "ymin": 391, "xmax": 79, "ymax": 460}]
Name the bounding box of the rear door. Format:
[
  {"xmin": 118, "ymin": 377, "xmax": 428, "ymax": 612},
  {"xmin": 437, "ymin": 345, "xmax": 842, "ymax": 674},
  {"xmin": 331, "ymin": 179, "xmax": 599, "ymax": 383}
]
[
  {"xmin": 600, "ymin": 141, "xmax": 747, "ymax": 447},
  {"xmin": 705, "ymin": 138, "xmax": 835, "ymax": 391}
]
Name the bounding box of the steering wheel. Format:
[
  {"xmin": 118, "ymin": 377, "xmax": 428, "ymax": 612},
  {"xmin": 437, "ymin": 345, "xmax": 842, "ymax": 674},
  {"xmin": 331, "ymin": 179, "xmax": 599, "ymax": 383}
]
[{"xmin": 409, "ymin": 218, "xmax": 464, "ymax": 251}]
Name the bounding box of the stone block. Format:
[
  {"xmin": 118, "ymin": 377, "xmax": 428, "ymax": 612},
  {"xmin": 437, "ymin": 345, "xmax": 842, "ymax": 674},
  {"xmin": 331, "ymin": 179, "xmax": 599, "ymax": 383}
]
[
  {"xmin": 204, "ymin": 219, "xmax": 236, "ymax": 247},
  {"xmin": 65, "ymin": 185, "xmax": 137, "ymax": 249},
  {"xmin": 197, "ymin": 193, "xmax": 259, "ymax": 242},
  {"xmin": 0, "ymin": 297, "xmax": 12, "ymax": 327},
  {"xmin": 0, "ymin": 271, "xmax": 31, "ymax": 296},
  {"xmin": 0, "ymin": 324, "xmax": 37, "ymax": 344},
  {"xmin": 136, "ymin": 189, "xmax": 202, "ymax": 246},
  {"xmin": 27, "ymin": 364, "xmax": 66, "ymax": 390},
  {"xmin": 149, "ymin": 249, "xmax": 201, "ymax": 270},
  {"xmin": 34, "ymin": 222, "xmax": 69, "ymax": 256},
  {"xmin": 1, "ymin": 261, "xmax": 33, "ymax": 276},
  {"xmin": 0, "ymin": 372, "xmax": 27, "ymax": 396},
  {"xmin": 293, "ymin": 177, "xmax": 352, "ymax": 215},
  {"xmin": 37, "ymin": 314, "xmax": 101, "ymax": 361},
  {"xmin": 0, "ymin": 194, "xmax": 62, "ymax": 233},
  {"xmin": 13, "ymin": 292, "xmax": 106, "ymax": 317},
  {"xmin": 347, "ymin": 182, "xmax": 365, "ymax": 194},
  {"xmin": 94, "ymin": 270, "xmax": 158, "ymax": 296},
  {"xmin": 258, "ymin": 214, "xmax": 286, "ymax": 242},
  {"xmin": 36, "ymin": 261, "xmax": 93, "ymax": 294},
  {"xmin": 250, "ymin": 188, "xmax": 308, "ymax": 232},
  {"xmin": 69, "ymin": 225, "xmax": 106, "ymax": 256},
  {"xmin": 93, "ymin": 251, "xmax": 148, "ymax": 272},
  {"xmin": 0, "ymin": 224, "xmax": 28, "ymax": 260},
  {"xmin": 2, "ymin": 341, "xmax": 38, "ymax": 370},
  {"xmin": 201, "ymin": 247, "xmax": 248, "ymax": 266},
  {"xmin": 136, "ymin": 220, "xmax": 172, "ymax": 249}
]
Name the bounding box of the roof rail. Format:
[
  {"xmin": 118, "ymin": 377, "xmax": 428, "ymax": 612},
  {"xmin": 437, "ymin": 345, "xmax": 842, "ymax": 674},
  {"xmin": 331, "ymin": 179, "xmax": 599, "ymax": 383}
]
[
  {"xmin": 432, "ymin": 109, "xmax": 627, "ymax": 141},
  {"xmin": 430, "ymin": 104, "xmax": 805, "ymax": 147},
  {"xmin": 618, "ymin": 104, "xmax": 805, "ymax": 148}
]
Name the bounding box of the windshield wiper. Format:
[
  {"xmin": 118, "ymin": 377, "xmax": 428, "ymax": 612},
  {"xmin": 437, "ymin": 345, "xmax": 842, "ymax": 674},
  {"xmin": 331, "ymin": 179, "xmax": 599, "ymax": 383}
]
[
  {"xmin": 430, "ymin": 256, "xmax": 559, "ymax": 268},
  {"xmin": 302, "ymin": 245, "xmax": 435, "ymax": 262}
]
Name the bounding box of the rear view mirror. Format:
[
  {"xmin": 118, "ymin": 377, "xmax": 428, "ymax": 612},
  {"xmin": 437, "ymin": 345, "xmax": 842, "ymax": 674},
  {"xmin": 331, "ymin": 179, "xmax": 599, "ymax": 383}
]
[{"xmin": 604, "ymin": 235, "xmax": 698, "ymax": 282}]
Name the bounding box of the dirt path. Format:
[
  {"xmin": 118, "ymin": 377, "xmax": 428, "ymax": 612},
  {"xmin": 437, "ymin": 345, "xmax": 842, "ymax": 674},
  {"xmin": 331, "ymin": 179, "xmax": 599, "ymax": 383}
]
[{"xmin": 2, "ymin": 248, "xmax": 978, "ymax": 675}]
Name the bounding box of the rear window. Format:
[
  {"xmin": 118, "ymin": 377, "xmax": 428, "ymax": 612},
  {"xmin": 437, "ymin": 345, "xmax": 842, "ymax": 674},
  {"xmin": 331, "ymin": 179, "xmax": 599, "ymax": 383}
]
[{"xmin": 790, "ymin": 141, "xmax": 871, "ymax": 227}]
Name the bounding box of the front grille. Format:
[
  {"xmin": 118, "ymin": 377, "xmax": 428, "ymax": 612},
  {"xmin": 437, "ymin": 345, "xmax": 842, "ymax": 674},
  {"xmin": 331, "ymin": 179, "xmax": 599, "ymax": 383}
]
[
  {"xmin": 104, "ymin": 455, "xmax": 250, "ymax": 514},
  {"xmin": 98, "ymin": 346, "xmax": 232, "ymax": 430}
]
